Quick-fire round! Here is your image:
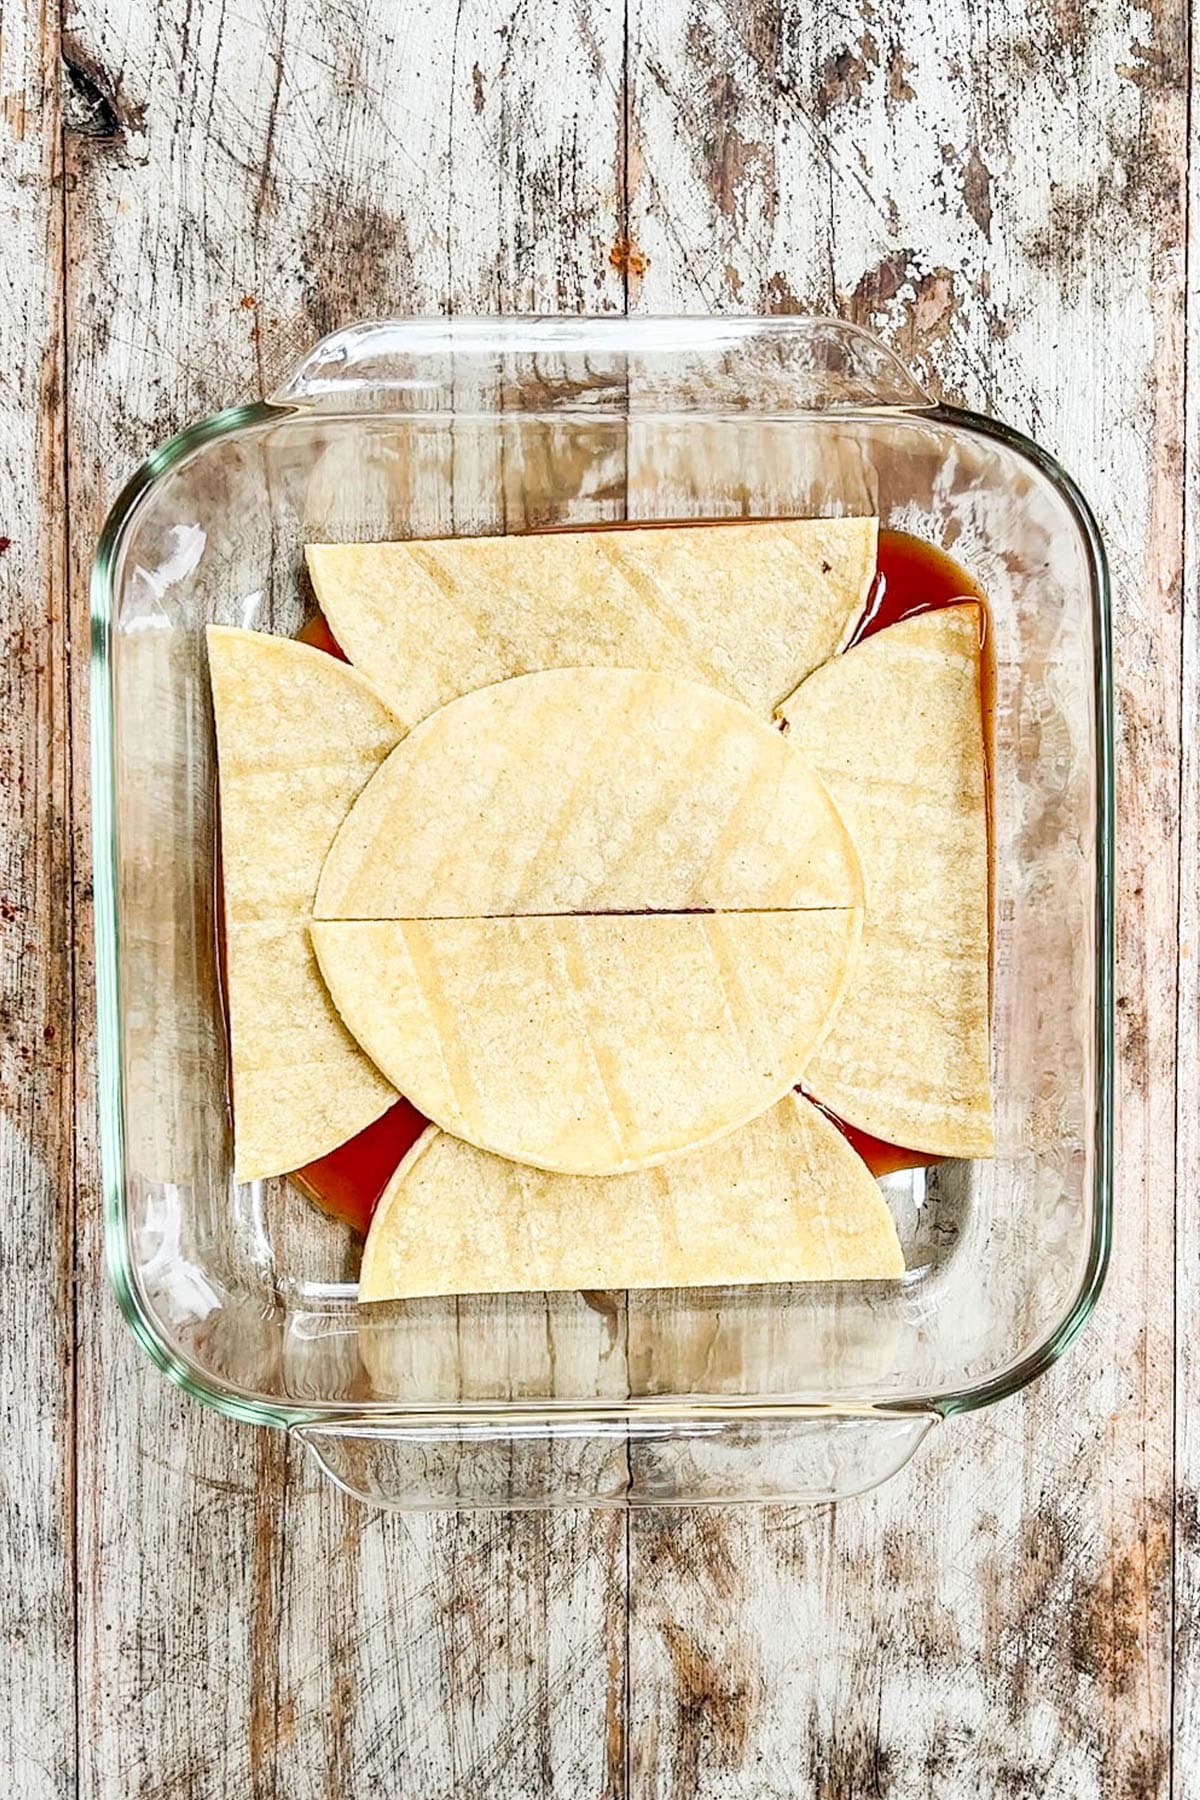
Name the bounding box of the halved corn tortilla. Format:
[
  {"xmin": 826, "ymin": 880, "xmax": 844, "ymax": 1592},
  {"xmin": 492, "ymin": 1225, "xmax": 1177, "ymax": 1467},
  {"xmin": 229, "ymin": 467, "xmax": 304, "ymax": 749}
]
[
  {"xmin": 312, "ymin": 910, "xmax": 862, "ymax": 1175},
  {"xmin": 207, "ymin": 627, "xmax": 403, "ymax": 1179},
  {"xmin": 305, "ymin": 518, "xmax": 876, "ymax": 728},
  {"xmin": 316, "ymin": 667, "xmax": 862, "ymax": 919},
  {"xmin": 776, "ymin": 605, "xmax": 992, "ymax": 1156},
  {"xmin": 358, "ymin": 1092, "xmax": 903, "ymax": 1301}
]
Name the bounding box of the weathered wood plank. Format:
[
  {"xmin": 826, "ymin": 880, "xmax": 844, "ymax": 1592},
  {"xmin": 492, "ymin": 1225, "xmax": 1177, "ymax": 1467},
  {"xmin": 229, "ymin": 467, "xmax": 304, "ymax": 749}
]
[
  {"xmin": 626, "ymin": 3, "xmax": 1182, "ymax": 1795},
  {"xmin": 1173, "ymin": 28, "xmax": 1200, "ymax": 1793},
  {"xmin": 65, "ymin": 3, "xmax": 628, "ymax": 1796},
  {"xmin": 62, "ymin": 3, "xmax": 290, "ymax": 1788},
  {"xmin": 274, "ymin": 1463, "xmax": 627, "ymax": 1800},
  {"xmin": 0, "ymin": 3, "xmax": 77, "ymax": 1795}
]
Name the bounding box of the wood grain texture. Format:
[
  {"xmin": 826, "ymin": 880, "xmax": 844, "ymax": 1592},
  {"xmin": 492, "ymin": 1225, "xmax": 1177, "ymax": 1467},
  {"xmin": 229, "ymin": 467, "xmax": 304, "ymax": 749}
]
[
  {"xmin": 1174, "ymin": 20, "xmax": 1200, "ymax": 1795},
  {"xmin": 3, "ymin": 0, "xmax": 1191, "ymax": 1794},
  {"xmin": 627, "ymin": 1, "xmax": 1182, "ymax": 1794},
  {"xmin": 0, "ymin": 3, "xmax": 76, "ymax": 1795},
  {"xmin": 271, "ymin": 1465, "xmax": 626, "ymax": 1800}
]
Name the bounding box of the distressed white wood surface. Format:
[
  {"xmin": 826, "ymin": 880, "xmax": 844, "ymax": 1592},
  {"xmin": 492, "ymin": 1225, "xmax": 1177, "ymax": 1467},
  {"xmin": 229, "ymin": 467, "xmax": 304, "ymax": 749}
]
[
  {"xmin": 1175, "ymin": 18, "xmax": 1200, "ymax": 1794},
  {"xmin": 0, "ymin": 0, "xmax": 1189, "ymax": 1794},
  {"xmin": 0, "ymin": 4, "xmax": 75, "ymax": 1796}
]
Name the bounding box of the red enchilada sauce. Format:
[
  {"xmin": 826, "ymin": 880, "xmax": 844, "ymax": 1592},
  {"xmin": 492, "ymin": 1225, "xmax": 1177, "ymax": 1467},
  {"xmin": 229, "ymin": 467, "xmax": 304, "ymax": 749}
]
[
  {"xmin": 295, "ymin": 611, "xmax": 346, "ymax": 660},
  {"xmin": 284, "ymin": 527, "xmax": 988, "ymax": 1228},
  {"xmin": 811, "ymin": 528, "xmax": 990, "ymax": 1179},
  {"xmin": 289, "ymin": 1096, "xmax": 427, "ymax": 1235}
]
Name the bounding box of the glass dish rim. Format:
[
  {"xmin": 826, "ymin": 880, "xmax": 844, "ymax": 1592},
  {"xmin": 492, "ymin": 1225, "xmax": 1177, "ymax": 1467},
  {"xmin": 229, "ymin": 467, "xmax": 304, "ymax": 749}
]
[{"xmin": 89, "ymin": 330, "xmax": 1114, "ymax": 1436}]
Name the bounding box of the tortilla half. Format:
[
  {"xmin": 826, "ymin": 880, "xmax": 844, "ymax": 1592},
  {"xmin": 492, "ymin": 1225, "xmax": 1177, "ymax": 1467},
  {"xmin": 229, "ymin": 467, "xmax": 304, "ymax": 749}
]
[
  {"xmin": 306, "ymin": 518, "xmax": 876, "ymax": 728},
  {"xmin": 208, "ymin": 626, "xmax": 403, "ymax": 1179},
  {"xmin": 316, "ymin": 667, "xmax": 862, "ymax": 919},
  {"xmin": 312, "ymin": 910, "xmax": 862, "ymax": 1174},
  {"xmin": 358, "ymin": 1092, "xmax": 903, "ymax": 1301},
  {"xmin": 776, "ymin": 605, "xmax": 992, "ymax": 1156}
]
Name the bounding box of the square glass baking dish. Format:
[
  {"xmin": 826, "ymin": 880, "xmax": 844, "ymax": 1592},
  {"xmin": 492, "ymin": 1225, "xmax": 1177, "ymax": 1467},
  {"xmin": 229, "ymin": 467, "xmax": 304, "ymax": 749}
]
[{"xmin": 91, "ymin": 317, "xmax": 1112, "ymax": 1509}]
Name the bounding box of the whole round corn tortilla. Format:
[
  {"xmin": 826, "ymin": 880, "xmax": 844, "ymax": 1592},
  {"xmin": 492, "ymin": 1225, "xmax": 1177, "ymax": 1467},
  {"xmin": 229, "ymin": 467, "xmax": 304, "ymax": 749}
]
[
  {"xmin": 316, "ymin": 667, "xmax": 863, "ymax": 919},
  {"xmin": 207, "ymin": 626, "xmax": 403, "ymax": 1180},
  {"xmin": 305, "ymin": 517, "xmax": 877, "ymax": 728},
  {"xmin": 357, "ymin": 1092, "xmax": 903, "ymax": 1302},
  {"xmin": 312, "ymin": 910, "xmax": 862, "ymax": 1175},
  {"xmin": 776, "ymin": 605, "xmax": 993, "ymax": 1157}
]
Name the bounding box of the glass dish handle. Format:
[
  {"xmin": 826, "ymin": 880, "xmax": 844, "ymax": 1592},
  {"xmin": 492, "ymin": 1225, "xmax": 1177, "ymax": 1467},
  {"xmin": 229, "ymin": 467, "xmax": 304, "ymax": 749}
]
[
  {"xmin": 268, "ymin": 317, "xmax": 934, "ymax": 415},
  {"xmin": 291, "ymin": 1409, "xmax": 938, "ymax": 1511}
]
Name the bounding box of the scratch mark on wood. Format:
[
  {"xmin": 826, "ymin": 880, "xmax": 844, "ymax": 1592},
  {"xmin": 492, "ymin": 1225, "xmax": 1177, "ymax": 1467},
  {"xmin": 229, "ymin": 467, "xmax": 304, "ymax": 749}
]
[
  {"xmin": 1070, "ymin": 1510, "xmax": 1171, "ymax": 1699},
  {"xmin": 660, "ymin": 1620, "xmax": 755, "ymax": 1786}
]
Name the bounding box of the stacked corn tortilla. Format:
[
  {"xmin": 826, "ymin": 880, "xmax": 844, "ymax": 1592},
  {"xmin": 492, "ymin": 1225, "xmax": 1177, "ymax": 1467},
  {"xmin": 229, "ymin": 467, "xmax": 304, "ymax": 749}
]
[{"xmin": 209, "ymin": 518, "xmax": 990, "ymax": 1300}]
